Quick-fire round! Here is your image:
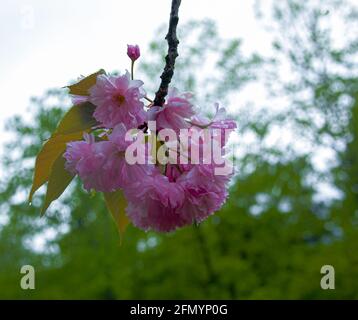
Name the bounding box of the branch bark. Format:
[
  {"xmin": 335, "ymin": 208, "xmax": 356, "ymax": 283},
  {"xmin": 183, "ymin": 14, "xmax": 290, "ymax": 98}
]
[{"xmin": 153, "ymin": 0, "xmax": 182, "ymax": 107}]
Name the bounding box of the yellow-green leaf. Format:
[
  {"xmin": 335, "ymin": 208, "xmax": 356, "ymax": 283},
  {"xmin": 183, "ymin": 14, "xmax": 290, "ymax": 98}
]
[
  {"xmin": 103, "ymin": 190, "xmax": 130, "ymax": 242},
  {"xmin": 54, "ymin": 102, "xmax": 98, "ymax": 135},
  {"xmin": 41, "ymin": 154, "xmax": 74, "ymax": 216},
  {"xmin": 67, "ymin": 69, "xmax": 105, "ymax": 96},
  {"xmin": 29, "ymin": 132, "xmax": 83, "ymax": 203},
  {"xmin": 29, "ymin": 101, "xmax": 97, "ymax": 202}
]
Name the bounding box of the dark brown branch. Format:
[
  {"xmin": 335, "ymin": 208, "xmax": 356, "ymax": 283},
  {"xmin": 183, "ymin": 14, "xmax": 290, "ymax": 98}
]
[{"xmin": 153, "ymin": 0, "xmax": 182, "ymax": 107}]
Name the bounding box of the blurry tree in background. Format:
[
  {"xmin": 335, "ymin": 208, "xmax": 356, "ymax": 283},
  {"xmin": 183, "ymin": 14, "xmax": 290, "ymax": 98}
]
[{"xmin": 0, "ymin": 0, "xmax": 357, "ymax": 299}]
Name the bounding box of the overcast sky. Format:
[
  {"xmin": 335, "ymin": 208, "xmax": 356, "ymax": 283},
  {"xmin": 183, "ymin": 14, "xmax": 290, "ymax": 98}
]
[{"xmin": 0, "ymin": 0, "xmax": 271, "ymax": 130}]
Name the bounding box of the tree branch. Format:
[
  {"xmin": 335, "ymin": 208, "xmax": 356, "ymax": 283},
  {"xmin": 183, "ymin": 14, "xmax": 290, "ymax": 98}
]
[{"xmin": 153, "ymin": 0, "xmax": 182, "ymax": 107}]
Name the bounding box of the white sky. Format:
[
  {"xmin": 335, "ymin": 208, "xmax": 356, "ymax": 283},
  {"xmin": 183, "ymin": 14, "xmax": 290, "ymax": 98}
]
[{"xmin": 0, "ymin": 0, "xmax": 270, "ymax": 133}]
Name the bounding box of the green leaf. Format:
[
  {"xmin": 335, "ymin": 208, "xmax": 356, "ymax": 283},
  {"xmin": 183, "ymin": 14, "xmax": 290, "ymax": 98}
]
[
  {"xmin": 54, "ymin": 102, "xmax": 99, "ymax": 135},
  {"xmin": 67, "ymin": 69, "xmax": 105, "ymax": 96},
  {"xmin": 29, "ymin": 101, "xmax": 98, "ymax": 202},
  {"xmin": 29, "ymin": 132, "xmax": 83, "ymax": 203},
  {"xmin": 103, "ymin": 190, "xmax": 130, "ymax": 242},
  {"xmin": 41, "ymin": 154, "xmax": 74, "ymax": 216}
]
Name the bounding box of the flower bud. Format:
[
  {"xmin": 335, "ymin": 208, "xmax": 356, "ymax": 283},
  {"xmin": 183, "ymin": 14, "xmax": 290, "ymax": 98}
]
[{"xmin": 127, "ymin": 44, "xmax": 140, "ymax": 62}]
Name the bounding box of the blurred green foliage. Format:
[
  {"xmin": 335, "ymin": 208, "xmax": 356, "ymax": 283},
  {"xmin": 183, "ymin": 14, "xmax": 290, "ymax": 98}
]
[{"xmin": 0, "ymin": 0, "xmax": 357, "ymax": 299}]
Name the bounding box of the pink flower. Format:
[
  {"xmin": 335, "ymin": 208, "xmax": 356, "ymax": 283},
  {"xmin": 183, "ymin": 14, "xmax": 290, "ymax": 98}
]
[
  {"xmin": 177, "ymin": 163, "xmax": 231, "ymax": 224},
  {"xmin": 190, "ymin": 103, "xmax": 237, "ymax": 147},
  {"xmin": 89, "ymin": 71, "xmax": 146, "ymax": 129},
  {"xmin": 179, "ymin": 182, "xmax": 228, "ymax": 223},
  {"xmin": 63, "ymin": 126, "xmax": 152, "ymax": 192},
  {"xmin": 127, "ymin": 44, "xmax": 140, "ymax": 62},
  {"xmin": 63, "ymin": 133, "xmax": 94, "ymax": 175},
  {"xmin": 124, "ymin": 162, "xmax": 231, "ymax": 232},
  {"xmin": 64, "ymin": 133, "xmax": 121, "ymax": 192},
  {"xmin": 71, "ymin": 95, "xmax": 88, "ymax": 105},
  {"xmin": 107, "ymin": 124, "xmax": 154, "ymax": 184},
  {"xmin": 147, "ymin": 88, "xmax": 195, "ymax": 132},
  {"xmin": 124, "ymin": 171, "xmax": 189, "ymax": 232}
]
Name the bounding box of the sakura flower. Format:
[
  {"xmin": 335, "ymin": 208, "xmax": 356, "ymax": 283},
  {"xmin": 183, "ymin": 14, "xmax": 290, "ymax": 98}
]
[
  {"xmin": 63, "ymin": 133, "xmax": 94, "ymax": 175},
  {"xmin": 71, "ymin": 95, "xmax": 88, "ymax": 105},
  {"xmin": 63, "ymin": 125, "xmax": 152, "ymax": 193},
  {"xmin": 124, "ymin": 162, "xmax": 232, "ymax": 232},
  {"xmin": 190, "ymin": 103, "xmax": 237, "ymax": 146},
  {"xmin": 63, "ymin": 133, "xmax": 121, "ymax": 192},
  {"xmin": 147, "ymin": 87, "xmax": 195, "ymax": 132},
  {"xmin": 177, "ymin": 163, "xmax": 231, "ymax": 224},
  {"xmin": 89, "ymin": 71, "xmax": 146, "ymax": 129},
  {"xmin": 107, "ymin": 124, "xmax": 154, "ymax": 184},
  {"xmin": 179, "ymin": 178, "xmax": 229, "ymax": 223},
  {"xmin": 124, "ymin": 171, "xmax": 189, "ymax": 232}
]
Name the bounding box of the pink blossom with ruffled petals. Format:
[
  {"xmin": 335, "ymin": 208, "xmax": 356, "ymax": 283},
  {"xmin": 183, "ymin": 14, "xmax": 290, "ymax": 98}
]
[
  {"xmin": 190, "ymin": 103, "xmax": 237, "ymax": 147},
  {"xmin": 124, "ymin": 162, "xmax": 231, "ymax": 232},
  {"xmin": 89, "ymin": 71, "xmax": 146, "ymax": 129},
  {"xmin": 124, "ymin": 171, "xmax": 189, "ymax": 232},
  {"xmin": 178, "ymin": 163, "xmax": 230, "ymax": 223},
  {"xmin": 63, "ymin": 133, "xmax": 120, "ymax": 192},
  {"xmin": 64, "ymin": 133, "xmax": 94, "ymax": 175},
  {"xmin": 179, "ymin": 182, "xmax": 228, "ymax": 223},
  {"xmin": 147, "ymin": 88, "xmax": 195, "ymax": 132},
  {"xmin": 107, "ymin": 124, "xmax": 154, "ymax": 185},
  {"xmin": 64, "ymin": 126, "xmax": 153, "ymax": 193},
  {"xmin": 71, "ymin": 95, "xmax": 88, "ymax": 105}
]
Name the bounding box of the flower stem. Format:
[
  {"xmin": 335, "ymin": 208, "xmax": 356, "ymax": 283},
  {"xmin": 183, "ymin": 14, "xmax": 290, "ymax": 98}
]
[{"xmin": 131, "ymin": 61, "xmax": 134, "ymax": 80}]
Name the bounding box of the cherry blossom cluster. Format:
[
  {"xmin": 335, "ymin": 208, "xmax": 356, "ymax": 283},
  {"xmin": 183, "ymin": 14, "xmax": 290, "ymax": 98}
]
[{"xmin": 64, "ymin": 45, "xmax": 237, "ymax": 232}]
